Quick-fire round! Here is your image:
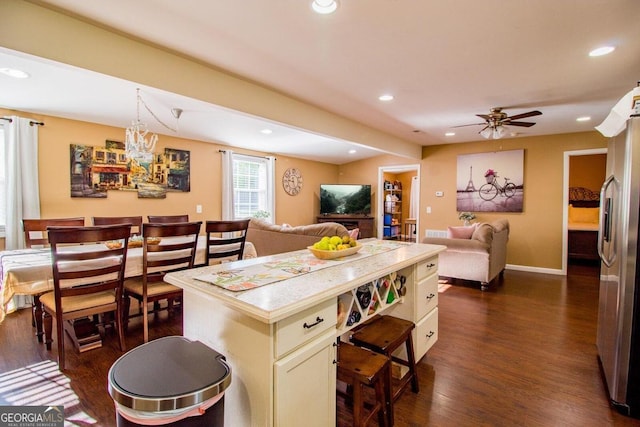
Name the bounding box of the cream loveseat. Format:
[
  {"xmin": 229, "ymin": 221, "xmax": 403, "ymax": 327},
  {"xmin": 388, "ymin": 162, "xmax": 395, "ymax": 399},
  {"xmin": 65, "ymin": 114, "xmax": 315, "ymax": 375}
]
[
  {"xmin": 422, "ymin": 219, "xmax": 509, "ymax": 291},
  {"xmin": 246, "ymin": 218, "xmax": 350, "ymax": 257}
]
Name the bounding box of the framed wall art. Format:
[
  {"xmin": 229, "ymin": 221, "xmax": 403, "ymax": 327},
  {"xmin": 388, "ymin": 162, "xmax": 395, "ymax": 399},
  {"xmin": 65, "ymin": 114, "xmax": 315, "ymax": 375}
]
[{"xmin": 456, "ymin": 149, "xmax": 524, "ymax": 212}]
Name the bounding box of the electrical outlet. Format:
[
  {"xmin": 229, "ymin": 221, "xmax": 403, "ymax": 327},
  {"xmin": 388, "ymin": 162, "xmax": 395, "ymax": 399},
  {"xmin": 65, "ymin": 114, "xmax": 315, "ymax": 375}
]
[
  {"xmin": 435, "ymin": 191, "xmax": 444, "ymax": 197},
  {"xmin": 196, "ymin": 204, "xmax": 202, "ymax": 214}
]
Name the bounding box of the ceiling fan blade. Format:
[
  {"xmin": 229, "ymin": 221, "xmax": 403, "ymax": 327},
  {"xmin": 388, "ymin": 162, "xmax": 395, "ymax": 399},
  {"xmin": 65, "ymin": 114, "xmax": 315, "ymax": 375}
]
[
  {"xmin": 505, "ymin": 121, "xmax": 536, "ymax": 127},
  {"xmin": 452, "ymin": 122, "xmax": 487, "ymax": 128},
  {"xmin": 476, "ymin": 114, "xmax": 491, "ymax": 120},
  {"xmin": 506, "ymin": 110, "xmax": 542, "ymax": 121}
]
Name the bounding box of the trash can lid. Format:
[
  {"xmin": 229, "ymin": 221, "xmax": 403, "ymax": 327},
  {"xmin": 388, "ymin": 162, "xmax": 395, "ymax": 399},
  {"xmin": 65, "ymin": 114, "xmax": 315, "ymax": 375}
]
[{"xmin": 108, "ymin": 336, "xmax": 232, "ymax": 412}]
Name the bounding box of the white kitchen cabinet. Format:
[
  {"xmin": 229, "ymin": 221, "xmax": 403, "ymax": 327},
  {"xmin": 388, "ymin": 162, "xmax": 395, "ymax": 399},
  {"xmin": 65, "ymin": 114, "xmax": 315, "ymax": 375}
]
[
  {"xmin": 274, "ymin": 329, "xmax": 337, "ymax": 427},
  {"xmin": 167, "ymin": 241, "xmax": 445, "ymax": 426}
]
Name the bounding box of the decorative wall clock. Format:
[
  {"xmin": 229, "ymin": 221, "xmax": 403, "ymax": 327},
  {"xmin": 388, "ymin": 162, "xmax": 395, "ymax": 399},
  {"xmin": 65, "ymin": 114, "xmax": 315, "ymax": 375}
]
[{"xmin": 283, "ymin": 167, "xmax": 303, "ymax": 196}]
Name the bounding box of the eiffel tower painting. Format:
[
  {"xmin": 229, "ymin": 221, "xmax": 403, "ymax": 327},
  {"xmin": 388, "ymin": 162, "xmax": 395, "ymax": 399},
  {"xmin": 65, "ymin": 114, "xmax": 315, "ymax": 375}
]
[{"xmin": 465, "ymin": 165, "xmax": 476, "ymax": 192}]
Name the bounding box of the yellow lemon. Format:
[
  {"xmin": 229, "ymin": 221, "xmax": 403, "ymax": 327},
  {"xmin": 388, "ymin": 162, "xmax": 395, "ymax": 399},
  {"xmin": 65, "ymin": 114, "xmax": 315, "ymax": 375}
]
[{"xmin": 329, "ymin": 236, "xmax": 342, "ymax": 247}]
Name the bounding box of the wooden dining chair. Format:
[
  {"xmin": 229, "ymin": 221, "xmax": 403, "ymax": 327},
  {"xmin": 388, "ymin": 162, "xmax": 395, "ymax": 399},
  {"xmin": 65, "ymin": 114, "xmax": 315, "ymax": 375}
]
[
  {"xmin": 205, "ymin": 219, "xmax": 250, "ymax": 264},
  {"xmin": 147, "ymin": 215, "xmax": 189, "ymax": 224},
  {"xmin": 22, "ymin": 217, "xmax": 86, "ymax": 342},
  {"xmin": 40, "ymin": 224, "xmax": 131, "ymax": 370},
  {"xmin": 23, "ymin": 217, "xmax": 86, "ymax": 248},
  {"xmin": 123, "ymin": 221, "xmax": 202, "ymax": 343},
  {"xmin": 92, "ymin": 216, "xmax": 143, "ymax": 236}
]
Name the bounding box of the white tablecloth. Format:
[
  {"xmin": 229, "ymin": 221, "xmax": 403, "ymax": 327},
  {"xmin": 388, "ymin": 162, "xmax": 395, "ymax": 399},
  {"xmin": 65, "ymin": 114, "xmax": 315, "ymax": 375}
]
[{"xmin": 0, "ymin": 236, "xmax": 256, "ymax": 322}]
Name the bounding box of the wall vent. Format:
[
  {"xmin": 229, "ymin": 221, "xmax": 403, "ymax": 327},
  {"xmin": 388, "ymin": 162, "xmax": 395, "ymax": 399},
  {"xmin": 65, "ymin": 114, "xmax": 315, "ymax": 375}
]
[{"xmin": 425, "ymin": 229, "xmax": 447, "ymax": 238}]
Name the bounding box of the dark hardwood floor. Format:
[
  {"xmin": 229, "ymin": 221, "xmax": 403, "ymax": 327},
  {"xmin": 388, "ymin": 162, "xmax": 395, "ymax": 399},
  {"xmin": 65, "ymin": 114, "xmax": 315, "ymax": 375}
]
[{"xmin": 2, "ymin": 264, "xmax": 640, "ymax": 426}]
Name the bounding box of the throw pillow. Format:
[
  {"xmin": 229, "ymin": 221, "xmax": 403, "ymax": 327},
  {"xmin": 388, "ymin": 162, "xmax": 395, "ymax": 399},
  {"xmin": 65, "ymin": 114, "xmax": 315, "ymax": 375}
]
[
  {"xmin": 471, "ymin": 223, "xmax": 494, "ymax": 245},
  {"xmin": 568, "ymin": 205, "xmax": 599, "ymax": 224},
  {"xmin": 348, "ymin": 228, "xmax": 360, "ymax": 240},
  {"xmin": 447, "ymin": 224, "xmax": 476, "ymax": 239}
]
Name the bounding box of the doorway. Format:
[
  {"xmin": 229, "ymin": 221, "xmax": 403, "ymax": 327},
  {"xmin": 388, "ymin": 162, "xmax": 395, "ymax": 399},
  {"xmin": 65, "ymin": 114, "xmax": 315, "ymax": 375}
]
[
  {"xmin": 562, "ymin": 148, "xmax": 607, "ymax": 276},
  {"xmin": 377, "ymin": 164, "xmax": 420, "ymax": 241}
]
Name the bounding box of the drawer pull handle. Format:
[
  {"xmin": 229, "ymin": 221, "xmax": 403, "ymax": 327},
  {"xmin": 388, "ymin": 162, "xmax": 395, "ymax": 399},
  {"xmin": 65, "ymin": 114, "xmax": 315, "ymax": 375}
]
[
  {"xmin": 426, "ymin": 331, "xmax": 435, "ymax": 338},
  {"xmin": 303, "ymin": 316, "xmax": 324, "ymax": 329},
  {"xmin": 426, "ymin": 293, "xmax": 435, "ymax": 300},
  {"xmin": 426, "ymin": 263, "xmax": 436, "ymax": 269}
]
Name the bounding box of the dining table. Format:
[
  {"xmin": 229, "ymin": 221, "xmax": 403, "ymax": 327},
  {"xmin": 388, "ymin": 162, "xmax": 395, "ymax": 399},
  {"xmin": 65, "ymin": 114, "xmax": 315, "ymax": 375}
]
[{"xmin": 0, "ymin": 236, "xmax": 256, "ymax": 349}]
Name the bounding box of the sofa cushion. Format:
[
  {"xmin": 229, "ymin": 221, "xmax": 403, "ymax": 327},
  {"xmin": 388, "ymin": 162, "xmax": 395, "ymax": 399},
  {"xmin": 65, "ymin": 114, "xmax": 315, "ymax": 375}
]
[
  {"xmin": 471, "ymin": 223, "xmax": 494, "ymax": 245},
  {"xmin": 447, "ymin": 224, "xmax": 476, "ymax": 239}
]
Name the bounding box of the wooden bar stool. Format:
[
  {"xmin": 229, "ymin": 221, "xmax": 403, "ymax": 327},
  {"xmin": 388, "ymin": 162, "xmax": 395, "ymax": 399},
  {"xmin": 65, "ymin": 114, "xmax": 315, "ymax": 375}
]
[
  {"xmin": 337, "ymin": 342, "xmax": 393, "ymax": 427},
  {"xmin": 350, "ymin": 315, "xmax": 419, "ymax": 402}
]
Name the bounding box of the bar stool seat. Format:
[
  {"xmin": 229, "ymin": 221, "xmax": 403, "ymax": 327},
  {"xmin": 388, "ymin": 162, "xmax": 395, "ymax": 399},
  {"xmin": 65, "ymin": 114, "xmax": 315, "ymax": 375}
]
[
  {"xmin": 337, "ymin": 342, "xmax": 393, "ymax": 427},
  {"xmin": 350, "ymin": 315, "xmax": 419, "ymax": 402}
]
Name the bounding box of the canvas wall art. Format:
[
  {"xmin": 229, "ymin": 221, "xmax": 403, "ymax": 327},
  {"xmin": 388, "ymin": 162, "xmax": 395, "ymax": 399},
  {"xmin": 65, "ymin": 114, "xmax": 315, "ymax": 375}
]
[
  {"xmin": 456, "ymin": 149, "xmax": 524, "ymax": 212},
  {"xmin": 70, "ymin": 142, "xmax": 190, "ymax": 199}
]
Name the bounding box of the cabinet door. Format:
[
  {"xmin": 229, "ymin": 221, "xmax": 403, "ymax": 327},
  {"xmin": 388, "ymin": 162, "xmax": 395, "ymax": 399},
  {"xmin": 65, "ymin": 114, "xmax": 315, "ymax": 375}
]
[{"xmin": 274, "ymin": 329, "xmax": 337, "ymax": 427}]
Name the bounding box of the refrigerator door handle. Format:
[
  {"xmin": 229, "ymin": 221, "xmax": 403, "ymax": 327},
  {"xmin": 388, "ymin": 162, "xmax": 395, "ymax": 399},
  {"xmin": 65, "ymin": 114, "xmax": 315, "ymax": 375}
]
[{"xmin": 598, "ymin": 174, "xmax": 617, "ymax": 267}]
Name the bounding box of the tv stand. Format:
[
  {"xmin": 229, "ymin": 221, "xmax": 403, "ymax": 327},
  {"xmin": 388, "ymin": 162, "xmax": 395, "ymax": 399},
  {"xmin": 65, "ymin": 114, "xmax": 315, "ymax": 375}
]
[{"xmin": 316, "ymin": 215, "xmax": 374, "ymax": 238}]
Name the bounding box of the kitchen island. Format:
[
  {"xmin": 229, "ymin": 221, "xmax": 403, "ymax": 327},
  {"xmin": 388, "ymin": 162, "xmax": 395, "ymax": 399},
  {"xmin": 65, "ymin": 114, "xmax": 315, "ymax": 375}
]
[{"xmin": 165, "ymin": 240, "xmax": 445, "ymax": 427}]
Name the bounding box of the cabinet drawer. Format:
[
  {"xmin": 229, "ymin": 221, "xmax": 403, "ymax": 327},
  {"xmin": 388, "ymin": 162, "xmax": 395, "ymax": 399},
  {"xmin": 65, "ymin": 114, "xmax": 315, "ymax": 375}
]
[
  {"xmin": 414, "ymin": 308, "xmax": 438, "ymax": 361},
  {"xmin": 276, "ymin": 298, "xmax": 337, "ymax": 358},
  {"xmin": 416, "ymin": 257, "xmax": 438, "ymax": 281},
  {"xmin": 416, "ymin": 275, "xmax": 438, "ymax": 320}
]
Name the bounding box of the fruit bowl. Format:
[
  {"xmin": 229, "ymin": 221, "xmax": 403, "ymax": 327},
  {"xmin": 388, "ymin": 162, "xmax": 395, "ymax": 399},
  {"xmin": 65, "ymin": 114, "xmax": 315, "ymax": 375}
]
[{"xmin": 307, "ymin": 243, "xmax": 362, "ymax": 260}]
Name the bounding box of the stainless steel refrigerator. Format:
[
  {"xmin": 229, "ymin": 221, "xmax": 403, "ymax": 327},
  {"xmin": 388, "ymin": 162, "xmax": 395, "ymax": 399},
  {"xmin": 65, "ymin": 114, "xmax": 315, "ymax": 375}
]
[{"xmin": 597, "ymin": 114, "xmax": 640, "ymax": 417}]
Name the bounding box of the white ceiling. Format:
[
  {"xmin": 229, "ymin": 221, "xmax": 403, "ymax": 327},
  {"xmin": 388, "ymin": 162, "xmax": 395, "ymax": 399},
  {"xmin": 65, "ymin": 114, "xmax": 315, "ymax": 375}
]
[{"xmin": 2, "ymin": 0, "xmax": 639, "ymax": 164}]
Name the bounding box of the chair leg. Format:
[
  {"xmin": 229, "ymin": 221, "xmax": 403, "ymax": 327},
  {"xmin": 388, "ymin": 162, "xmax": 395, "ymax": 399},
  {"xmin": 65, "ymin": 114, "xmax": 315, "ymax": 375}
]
[
  {"xmin": 116, "ymin": 303, "xmax": 126, "ymax": 352},
  {"xmin": 43, "ymin": 311, "xmax": 53, "ymax": 350},
  {"xmin": 33, "ymin": 295, "xmax": 44, "ymax": 343},
  {"xmin": 352, "ymin": 381, "xmax": 363, "ymax": 427},
  {"xmin": 374, "ymin": 375, "xmax": 388, "ymax": 427},
  {"xmin": 56, "ymin": 315, "xmax": 65, "ymax": 371},
  {"xmin": 142, "ymin": 294, "xmax": 149, "ymax": 343},
  {"xmin": 405, "ymin": 335, "xmax": 419, "ymax": 394},
  {"xmin": 122, "ymin": 295, "xmax": 131, "ymax": 333}
]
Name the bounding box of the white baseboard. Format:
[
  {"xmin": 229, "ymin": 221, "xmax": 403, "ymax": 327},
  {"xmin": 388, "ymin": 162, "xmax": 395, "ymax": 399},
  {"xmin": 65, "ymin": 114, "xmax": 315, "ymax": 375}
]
[{"xmin": 505, "ymin": 263, "xmax": 564, "ymax": 276}]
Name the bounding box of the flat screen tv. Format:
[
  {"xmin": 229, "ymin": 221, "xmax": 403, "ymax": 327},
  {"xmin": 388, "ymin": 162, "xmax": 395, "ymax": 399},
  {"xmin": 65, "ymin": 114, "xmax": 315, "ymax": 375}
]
[{"xmin": 320, "ymin": 184, "xmax": 371, "ymax": 215}]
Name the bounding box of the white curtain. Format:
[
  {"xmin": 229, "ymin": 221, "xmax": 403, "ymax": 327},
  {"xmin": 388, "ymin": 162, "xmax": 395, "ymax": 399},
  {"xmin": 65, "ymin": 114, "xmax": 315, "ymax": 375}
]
[
  {"xmin": 409, "ymin": 176, "xmax": 419, "ymax": 219},
  {"xmin": 4, "ymin": 116, "xmax": 40, "ymax": 249},
  {"xmin": 221, "ymin": 150, "xmax": 235, "ymax": 221},
  {"xmin": 3, "ymin": 116, "xmax": 41, "ymax": 311}
]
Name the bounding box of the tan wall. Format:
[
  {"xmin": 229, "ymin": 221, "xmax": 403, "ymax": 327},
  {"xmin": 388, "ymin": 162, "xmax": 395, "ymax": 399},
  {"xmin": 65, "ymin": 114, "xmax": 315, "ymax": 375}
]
[
  {"xmin": 569, "ymin": 154, "xmax": 606, "ymax": 193},
  {"xmin": 340, "ymin": 132, "xmax": 607, "ymax": 270},
  {"xmin": 0, "ymin": 108, "xmax": 338, "ymax": 248}
]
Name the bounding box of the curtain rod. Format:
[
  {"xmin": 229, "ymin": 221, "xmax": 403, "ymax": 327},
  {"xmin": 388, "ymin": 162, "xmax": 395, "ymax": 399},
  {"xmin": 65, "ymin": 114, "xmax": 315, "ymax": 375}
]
[
  {"xmin": 0, "ymin": 117, "xmax": 45, "ymax": 126},
  {"xmin": 218, "ymin": 149, "xmax": 276, "ymax": 160}
]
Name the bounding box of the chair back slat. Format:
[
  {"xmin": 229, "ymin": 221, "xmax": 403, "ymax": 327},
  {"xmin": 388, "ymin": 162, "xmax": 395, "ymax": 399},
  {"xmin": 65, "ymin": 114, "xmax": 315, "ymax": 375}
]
[
  {"xmin": 147, "ymin": 215, "xmax": 189, "ymax": 224},
  {"xmin": 23, "ymin": 217, "xmax": 85, "ymax": 248},
  {"xmin": 142, "ymin": 222, "xmax": 202, "ymax": 277},
  {"xmin": 48, "ymin": 225, "xmax": 130, "ymax": 300},
  {"xmin": 93, "ymin": 216, "xmax": 143, "ymax": 236},
  {"xmin": 205, "ymin": 219, "xmax": 250, "ymax": 263}
]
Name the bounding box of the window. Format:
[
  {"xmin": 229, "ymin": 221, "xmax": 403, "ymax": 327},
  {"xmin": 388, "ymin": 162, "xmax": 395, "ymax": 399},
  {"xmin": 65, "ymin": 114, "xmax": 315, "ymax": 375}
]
[
  {"xmin": 0, "ymin": 126, "xmax": 5, "ymax": 236},
  {"xmin": 231, "ymin": 154, "xmax": 274, "ymax": 220}
]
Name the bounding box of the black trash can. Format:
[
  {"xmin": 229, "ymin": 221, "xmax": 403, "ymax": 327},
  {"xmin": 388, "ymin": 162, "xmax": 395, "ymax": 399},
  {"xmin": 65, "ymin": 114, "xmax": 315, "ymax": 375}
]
[{"xmin": 108, "ymin": 336, "xmax": 231, "ymax": 427}]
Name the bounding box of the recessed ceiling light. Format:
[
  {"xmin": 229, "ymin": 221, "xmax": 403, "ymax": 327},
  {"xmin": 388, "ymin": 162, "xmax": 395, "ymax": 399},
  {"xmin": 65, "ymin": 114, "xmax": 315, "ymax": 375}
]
[
  {"xmin": 260, "ymin": 129, "xmax": 273, "ymax": 135},
  {"xmin": 348, "ymin": 149, "xmax": 356, "ymax": 154},
  {"xmin": 0, "ymin": 67, "xmax": 30, "ymax": 79},
  {"xmin": 378, "ymin": 94, "xmax": 394, "ymax": 102},
  {"xmin": 445, "ymin": 132, "xmax": 456, "ymax": 137},
  {"xmin": 589, "ymin": 46, "xmax": 615, "ymax": 57},
  {"xmin": 311, "ymin": 0, "xmax": 338, "ymax": 14},
  {"xmin": 576, "ymin": 116, "xmax": 591, "ymax": 122}
]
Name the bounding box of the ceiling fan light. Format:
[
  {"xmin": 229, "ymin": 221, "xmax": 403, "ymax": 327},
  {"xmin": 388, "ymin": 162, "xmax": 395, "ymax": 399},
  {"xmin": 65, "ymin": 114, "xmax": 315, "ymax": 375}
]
[
  {"xmin": 494, "ymin": 125, "xmax": 507, "ymax": 139},
  {"xmin": 480, "ymin": 127, "xmax": 492, "ymax": 139}
]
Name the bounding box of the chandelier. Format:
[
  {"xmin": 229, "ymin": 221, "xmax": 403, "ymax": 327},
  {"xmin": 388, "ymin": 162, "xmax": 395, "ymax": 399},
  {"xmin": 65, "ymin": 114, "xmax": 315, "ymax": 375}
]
[{"xmin": 125, "ymin": 88, "xmax": 178, "ymax": 160}]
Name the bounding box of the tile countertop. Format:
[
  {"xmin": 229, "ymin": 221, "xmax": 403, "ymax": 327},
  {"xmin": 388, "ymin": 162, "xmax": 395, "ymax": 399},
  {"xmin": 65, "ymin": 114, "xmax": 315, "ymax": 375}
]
[{"xmin": 164, "ymin": 240, "xmax": 445, "ymax": 324}]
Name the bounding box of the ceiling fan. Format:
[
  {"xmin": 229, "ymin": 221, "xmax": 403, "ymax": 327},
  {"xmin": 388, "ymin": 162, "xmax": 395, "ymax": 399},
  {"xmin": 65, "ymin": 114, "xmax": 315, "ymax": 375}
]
[{"xmin": 454, "ymin": 107, "xmax": 542, "ymax": 139}]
